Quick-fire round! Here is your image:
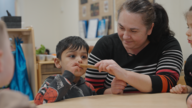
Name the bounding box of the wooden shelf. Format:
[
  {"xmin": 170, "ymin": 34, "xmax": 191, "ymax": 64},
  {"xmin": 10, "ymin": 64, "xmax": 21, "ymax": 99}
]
[
  {"xmin": 7, "ymin": 28, "xmax": 31, "ymax": 32},
  {"xmin": 37, "ymin": 60, "xmax": 61, "ymax": 90},
  {"xmin": 7, "ymin": 27, "xmax": 37, "ymax": 97},
  {"xmin": 38, "ymin": 61, "xmax": 54, "ymax": 65}
]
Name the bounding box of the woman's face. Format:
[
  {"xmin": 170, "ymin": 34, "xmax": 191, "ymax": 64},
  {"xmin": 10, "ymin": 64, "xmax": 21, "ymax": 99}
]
[
  {"xmin": 117, "ymin": 10, "xmax": 153, "ymax": 51},
  {"xmin": 186, "ymin": 12, "xmax": 192, "ymax": 47}
]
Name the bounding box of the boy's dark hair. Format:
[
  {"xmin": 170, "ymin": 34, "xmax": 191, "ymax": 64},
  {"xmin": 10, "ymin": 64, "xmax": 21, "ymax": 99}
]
[{"xmin": 56, "ymin": 36, "xmax": 89, "ymax": 59}]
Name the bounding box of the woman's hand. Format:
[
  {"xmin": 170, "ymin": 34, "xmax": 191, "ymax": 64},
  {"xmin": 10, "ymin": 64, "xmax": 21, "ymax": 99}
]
[
  {"xmin": 95, "ymin": 60, "xmax": 153, "ymax": 93},
  {"xmin": 170, "ymin": 84, "xmax": 188, "ymax": 94},
  {"xmin": 104, "ymin": 77, "xmax": 127, "ymax": 94},
  {"xmin": 111, "ymin": 77, "xmax": 127, "ymax": 94},
  {"xmin": 95, "ymin": 60, "xmax": 126, "ymax": 80}
]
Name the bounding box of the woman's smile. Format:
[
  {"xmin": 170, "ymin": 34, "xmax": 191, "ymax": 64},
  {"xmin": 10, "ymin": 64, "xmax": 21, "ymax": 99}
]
[{"xmin": 123, "ymin": 40, "xmax": 133, "ymax": 44}]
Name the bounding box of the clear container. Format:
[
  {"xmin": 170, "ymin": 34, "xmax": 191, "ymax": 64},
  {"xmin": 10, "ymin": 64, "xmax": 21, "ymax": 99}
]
[
  {"xmin": 45, "ymin": 55, "xmax": 53, "ymax": 61},
  {"xmin": 36, "ymin": 54, "xmax": 46, "ymax": 61}
]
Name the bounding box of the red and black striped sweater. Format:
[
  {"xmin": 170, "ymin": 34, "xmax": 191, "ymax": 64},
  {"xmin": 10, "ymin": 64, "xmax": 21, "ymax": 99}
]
[{"xmin": 85, "ymin": 33, "xmax": 183, "ymax": 94}]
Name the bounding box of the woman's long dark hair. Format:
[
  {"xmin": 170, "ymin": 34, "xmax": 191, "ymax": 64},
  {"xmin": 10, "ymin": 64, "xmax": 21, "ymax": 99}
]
[{"xmin": 148, "ymin": 3, "xmax": 175, "ymax": 43}]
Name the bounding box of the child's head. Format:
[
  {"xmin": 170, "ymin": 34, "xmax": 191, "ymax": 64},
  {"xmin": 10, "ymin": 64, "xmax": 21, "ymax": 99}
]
[
  {"xmin": 0, "ymin": 20, "xmax": 14, "ymax": 87},
  {"xmin": 186, "ymin": 6, "xmax": 192, "ymax": 47},
  {"xmin": 54, "ymin": 36, "xmax": 89, "ymax": 77}
]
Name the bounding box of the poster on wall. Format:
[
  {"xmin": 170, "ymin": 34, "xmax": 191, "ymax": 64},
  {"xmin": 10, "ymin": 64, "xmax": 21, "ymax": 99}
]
[
  {"xmin": 81, "ymin": 0, "xmax": 88, "ymax": 4},
  {"xmin": 87, "ymin": 19, "xmax": 99, "ymax": 39},
  {"xmin": 102, "ymin": 15, "xmax": 111, "ymax": 30},
  {"xmin": 91, "ymin": 2, "xmax": 99, "ymax": 16},
  {"xmin": 148, "ymin": 0, "xmax": 154, "ymax": 3},
  {"xmin": 104, "ymin": 0, "xmax": 109, "ymax": 13},
  {"xmin": 82, "ymin": 6, "xmax": 87, "ymax": 17}
]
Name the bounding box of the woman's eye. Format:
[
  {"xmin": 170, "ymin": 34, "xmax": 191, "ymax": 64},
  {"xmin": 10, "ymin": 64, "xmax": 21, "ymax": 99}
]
[
  {"xmin": 119, "ymin": 27, "xmax": 124, "ymax": 30},
  {"xmin": 69, "ymin": 55, "xmax": 75, "ymax": 58}
]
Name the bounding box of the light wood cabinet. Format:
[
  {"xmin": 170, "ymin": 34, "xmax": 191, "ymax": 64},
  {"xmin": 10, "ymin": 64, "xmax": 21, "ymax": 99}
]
[
  {"xmin": 7, "ymin": 27, "xmax": 37, "ymax": 97},
  {"xmin": 37, "ymin": 61, "xmax": 61, "ymax": 90}
]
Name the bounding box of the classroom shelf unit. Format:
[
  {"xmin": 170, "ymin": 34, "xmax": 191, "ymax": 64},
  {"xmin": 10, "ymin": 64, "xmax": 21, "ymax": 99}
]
[
  {"xmin": 37, "ymin": 60, "xmax": 61, "ymax": 90},
  {"xmin": 7, "ymin": 27, "xmax": 38, "ymax": 97}
]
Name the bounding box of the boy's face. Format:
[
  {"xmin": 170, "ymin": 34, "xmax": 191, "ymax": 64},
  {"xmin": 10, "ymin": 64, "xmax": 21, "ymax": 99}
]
[
  {"xmin": 0, "ymin": 20, "xmax": 14, "ymax": 87},
  {"xmin": 55, "ymin": 47, "xmax": 88, "ymax": 77}
]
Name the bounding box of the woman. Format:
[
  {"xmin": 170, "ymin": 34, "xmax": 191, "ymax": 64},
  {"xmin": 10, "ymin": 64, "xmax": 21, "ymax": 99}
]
[
  {"xmin": 169, "ymin": 6, "xmax": 192, "ymax": 108},
  {"xmin": 85, "ymin": 0, "xmax": 183, "ymax": 94}
]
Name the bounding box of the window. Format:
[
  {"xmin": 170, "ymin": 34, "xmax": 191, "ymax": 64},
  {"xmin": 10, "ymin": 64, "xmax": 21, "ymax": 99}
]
[{"xmin": 0, "ymin": 0, "xmax": 15, "ymax": 18}]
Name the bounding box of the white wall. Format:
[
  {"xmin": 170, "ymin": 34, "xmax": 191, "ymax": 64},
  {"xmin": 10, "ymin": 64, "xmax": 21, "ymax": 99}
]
[
  {"xmin": 15, "ymin": 0, "xmax": 80, "ymax": 53},
  {"xmin": 15, "ymin": 0, "xmax": 192, "ymax": 61},
  {"xmin": 16, "ymin": 0, "xmax": 62, "ymax": 53},
  {"xmin": 59, "ymin": 0, "xmax": 79, "ymax": 39},
  {"xmin": 154, "ymin": 0, "xmax": 192, "ymax": 61}
]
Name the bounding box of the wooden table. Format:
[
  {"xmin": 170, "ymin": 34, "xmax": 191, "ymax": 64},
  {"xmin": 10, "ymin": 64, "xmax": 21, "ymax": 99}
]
[{"xmin": 37, "ymin": 93, "xmax": 188, "ymax": 108}]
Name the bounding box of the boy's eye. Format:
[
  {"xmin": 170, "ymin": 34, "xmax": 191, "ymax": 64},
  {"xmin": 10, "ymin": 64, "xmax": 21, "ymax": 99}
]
[
  {"xmin": 69, "ymin": 55, "xmax": 75, "ymax": 58},
  {"xmin": 81, "ymin": 55, "xmax": 87, "ymax": 59}
]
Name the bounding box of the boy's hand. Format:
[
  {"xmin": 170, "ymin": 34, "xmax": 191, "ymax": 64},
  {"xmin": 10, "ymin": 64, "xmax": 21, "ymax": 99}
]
[
  {"xmin": 187, "ymin": 95, "xmax": 192, "ymax": 108},
  {"xmin": 111, "ymin": 77, "xmax": 127, "ymax": 94},
  {"xmin": 170, "ymin": 84, "xmax": 188, "ymax": 94},
  {"xmin": 65, "ymin": 62, "xmax": 80, "ymax": 75}
]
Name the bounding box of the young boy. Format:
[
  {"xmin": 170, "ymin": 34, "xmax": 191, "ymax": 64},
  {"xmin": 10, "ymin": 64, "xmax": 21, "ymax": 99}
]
[
  {"xmin": 0, "ymin": 20, "xmax": 36, "ymax": 108},
  {"xmin": 34, "ymin": 36, "xmax": 96, "ymax": 105}
]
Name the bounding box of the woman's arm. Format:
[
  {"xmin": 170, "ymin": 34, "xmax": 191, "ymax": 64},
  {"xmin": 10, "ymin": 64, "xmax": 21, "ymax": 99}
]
[
  {"xmin": 96, "ymin": 60, "xmax": 152, "ymax": 92},
  {"xmin": 85, "ymin": 35, "xmax": 116, "ymax": 94},
  {"xmin": 103, "ymin": 77, "xmax": 127, "ymax": 94},
  {"xmin": 96, "ymin": 49, "xmax": 183, "ymax": 93},
  {"xmin": 122, "ymin": 71, "xmax": 152, "ymax": 92}
]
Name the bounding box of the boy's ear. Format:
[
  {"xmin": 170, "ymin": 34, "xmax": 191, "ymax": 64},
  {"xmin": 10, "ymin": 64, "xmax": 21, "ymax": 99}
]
[
  {"xmin": 0, "ymin": 50, "xmax": 3, "ymax": 73},
  {"xmin": 54, "ymin": 58, "xmax": 61, "ymax": 68}
]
